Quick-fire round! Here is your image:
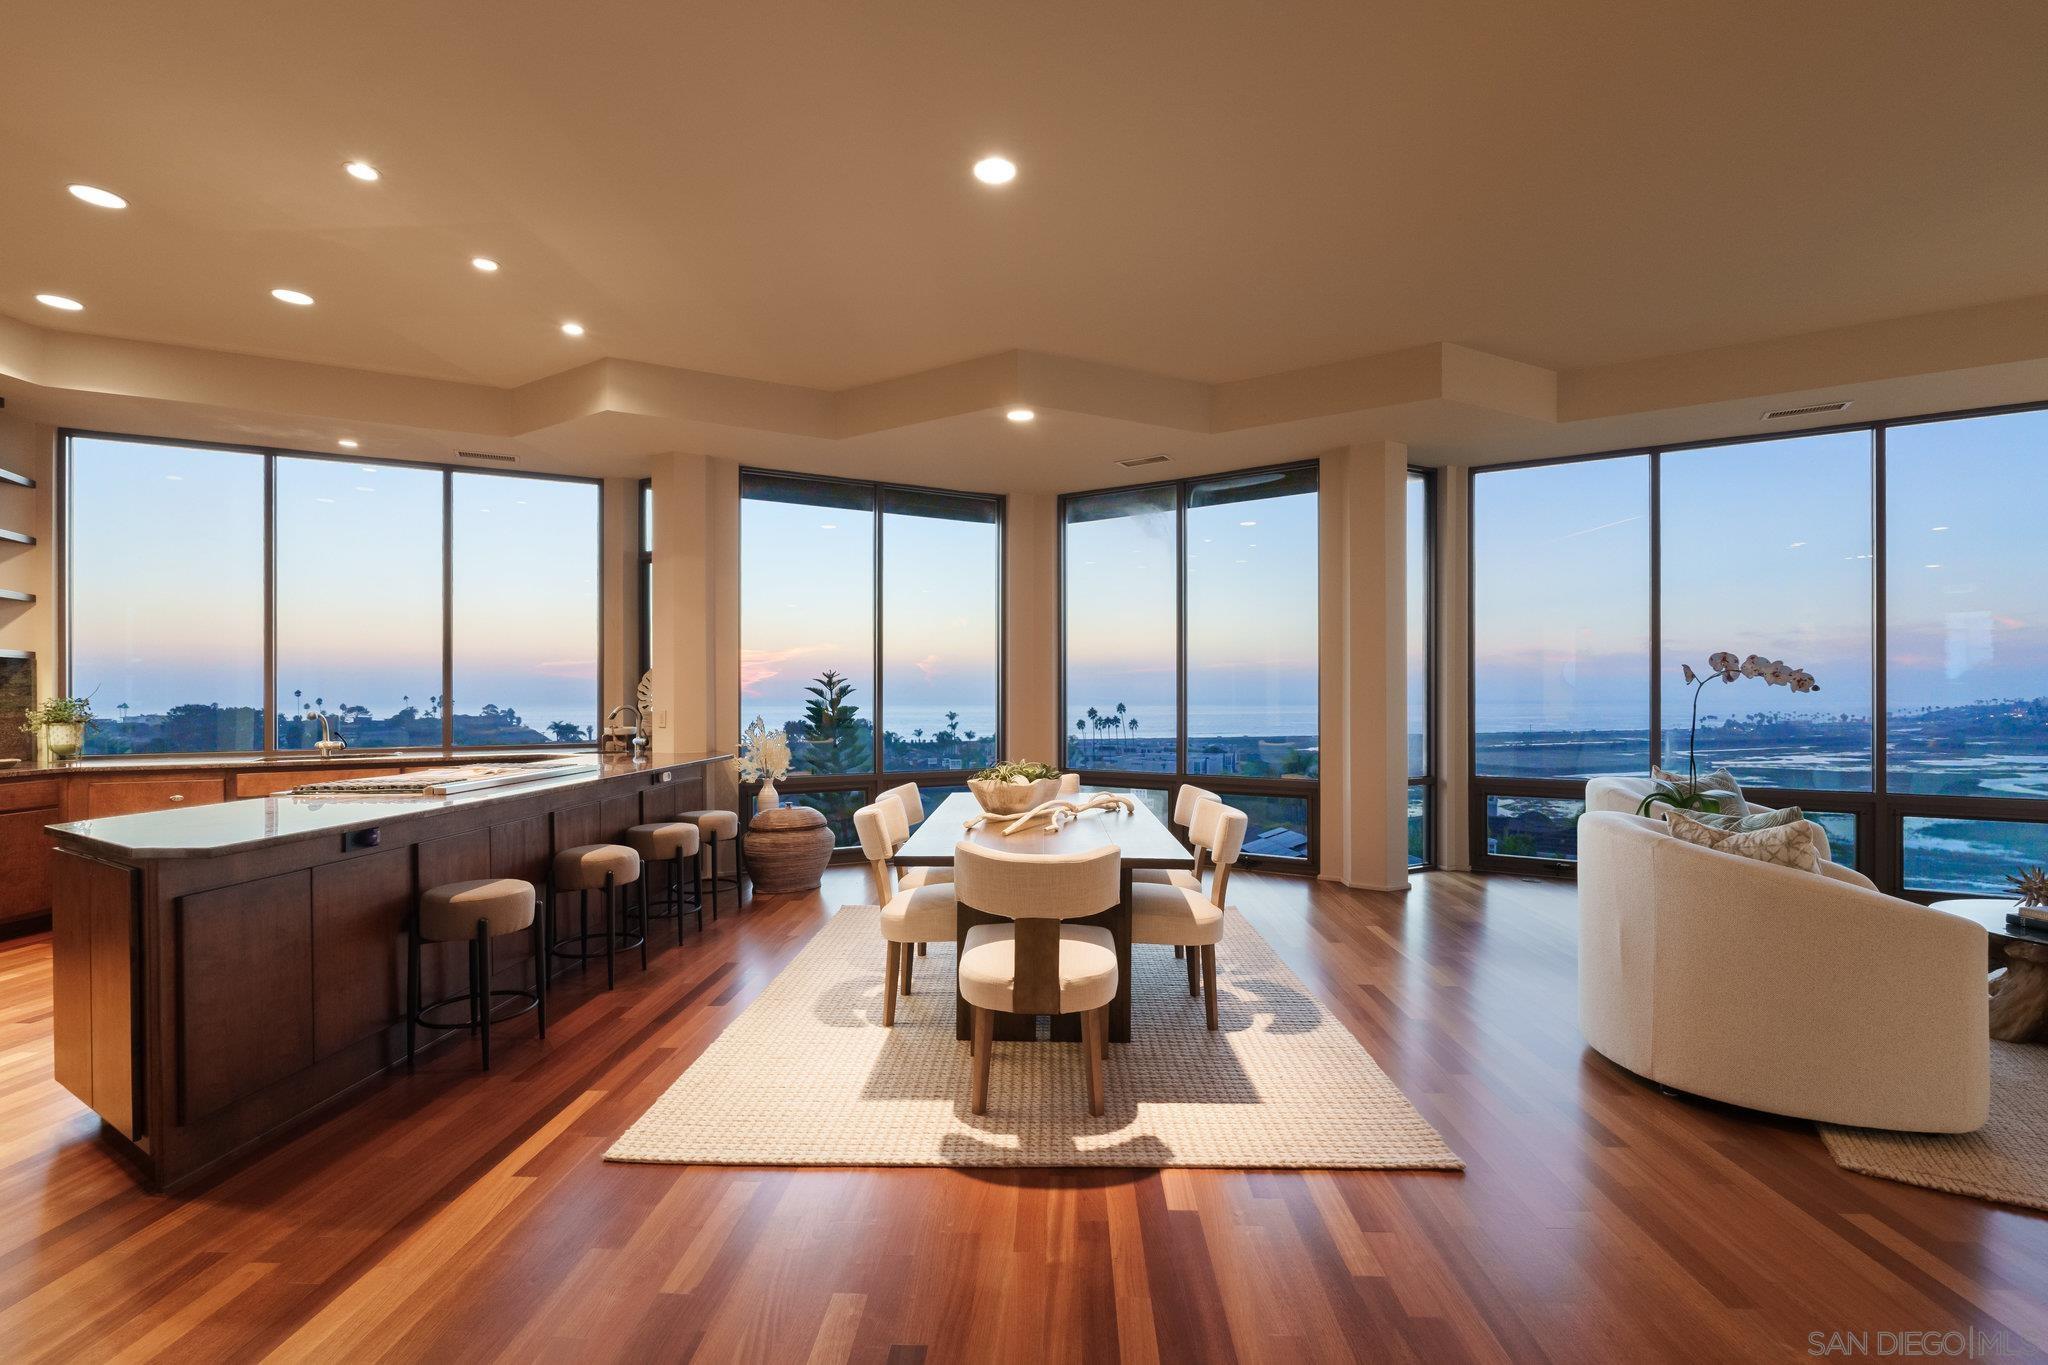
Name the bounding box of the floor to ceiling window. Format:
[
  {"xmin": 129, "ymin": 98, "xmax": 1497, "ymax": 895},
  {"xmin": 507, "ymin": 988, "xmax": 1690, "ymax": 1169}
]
[
  {"xmin": 739, "ymin": 470, "xmax": 1002, "ymax": 847},
  {"xmin": 1471, "ymin": 456, "xmax": 1650, "ymax": 865},
  {"xmin": 1061, "ymin": 464, "xmax": 1319, "ymax": 869},
  {"xmin": 64, "ymin": 432, "xmax": 602, "ymax": 755},
  {"xmin": 1468, "ymin": 402, "xmax": 2048, "ymax": 897},
  {"xmin": 1406, "ymin": 470, "xmax": 1435, "ymax": 868}
]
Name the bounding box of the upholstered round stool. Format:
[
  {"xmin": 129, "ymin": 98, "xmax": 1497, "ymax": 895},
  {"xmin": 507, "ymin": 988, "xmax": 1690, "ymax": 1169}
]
[
  {"xmin": 675, "ymin": 809, "xmax": 744, "ymax": 917},
  {"xmin": 626, "ymin": 821, "xmax": 702, "ymax": 944},
  {"xmin": 547, "ymin": 843, "xmax": 644, "ymax": 989},
  {"xmin": 408, "ymin": 878, "xmax": 544, "ymax": 1071}
]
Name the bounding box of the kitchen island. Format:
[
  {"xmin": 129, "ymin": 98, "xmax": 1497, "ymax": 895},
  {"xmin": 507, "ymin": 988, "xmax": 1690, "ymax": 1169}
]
[{"xmin": 47, "ymin": 750, "xmax": 727, "ymax": 1191}]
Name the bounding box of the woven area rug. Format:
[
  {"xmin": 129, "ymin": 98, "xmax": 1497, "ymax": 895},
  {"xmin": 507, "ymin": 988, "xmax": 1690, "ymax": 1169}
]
[
  {"xmin": 607, "ymin": 905, "xmax": 1461, "ymax": 1170},
  {"xmin": 1820, "ymin": 1041, "xmax": 2048, "ymax": 1212}
]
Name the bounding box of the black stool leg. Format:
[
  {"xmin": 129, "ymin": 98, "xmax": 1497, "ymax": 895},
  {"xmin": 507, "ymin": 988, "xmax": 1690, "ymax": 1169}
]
[
  {"xmin": 476, "ymin": 918, "xmax": 493, "ymax": 1071},
  {"xmin": 406, "ymin": 916, "xmax": 420, "ymax": 1069},
  {"xmin": 603, "ymin": 873, "xmax": 617, "ymax": 990},
  {"xmin": 532, "ymin": 906, "xmax": 547, "ymax": 1039},
  {"xmin": 578, "ymin": 890, "xmax": 590, "ymax": 974},
  {"xmin": 693, "ymin": 854, "xmax": 705, "ymax": 930}
]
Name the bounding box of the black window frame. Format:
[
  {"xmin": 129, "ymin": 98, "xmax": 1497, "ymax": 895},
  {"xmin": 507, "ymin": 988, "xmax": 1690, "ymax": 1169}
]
[
  {"xmin": 1407, "ymin": 467, "xmax": 1438, "ymax": 871},
  {"xmin": 1465, "ymin": 397, "xmax": 2048, "ymax": 900},
  {"xmin": 1057, "ymin": 461, "xmax": 1321, "ymax": 875},
  {"xmin": 60, "ymin": 429, "xmax": 605, "ymax": 758}
]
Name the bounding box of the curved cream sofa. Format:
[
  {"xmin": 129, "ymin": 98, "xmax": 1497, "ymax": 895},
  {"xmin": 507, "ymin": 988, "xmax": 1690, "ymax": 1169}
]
[{"xmin": 1577, "ymin": 808, "xmax": 1989, "ymax": 1132}]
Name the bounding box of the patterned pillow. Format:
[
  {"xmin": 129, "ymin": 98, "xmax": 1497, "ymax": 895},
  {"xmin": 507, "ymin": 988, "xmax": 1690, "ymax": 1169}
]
[
  {"xmin": 1667, "ymin": 810, "xmax": 1821, "ymax": 874},
  {"xmin": 1682, "ymin": 805, "xmax": 1804, "ymax": 834},
  {"xmin": 1650, "ymin": 765, "xmax": 1746, "ymax": 812}
]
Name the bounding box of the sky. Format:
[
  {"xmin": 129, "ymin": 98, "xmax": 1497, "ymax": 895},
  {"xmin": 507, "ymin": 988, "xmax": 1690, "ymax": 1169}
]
[
  {"xmin": 68, "ymin": 438, "xmax": 599, "ymax": 733},
  {"xmin": 1471, "ymin": 411, "xmax": 2048, "ymax": 732}
]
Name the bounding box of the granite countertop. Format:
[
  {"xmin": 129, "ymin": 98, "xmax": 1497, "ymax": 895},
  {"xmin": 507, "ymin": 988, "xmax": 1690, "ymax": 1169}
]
[
  {"xmin": 46, "ymin": 751, "xmax": 730, "ymax": 860},
  {"xmin": 0, "ymin": 747, "xmax": 602, "ymax": 781}
]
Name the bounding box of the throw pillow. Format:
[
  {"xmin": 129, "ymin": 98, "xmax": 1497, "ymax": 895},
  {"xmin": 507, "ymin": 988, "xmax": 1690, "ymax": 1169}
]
[
  {"xmin": 1667, "ymin": 809, "xmax": 1821, "ymax": 874},
  {"xmin": 1682, "ymin": 805, "xmax": 1804, "ymax": 834},
  {"xmin": 1650, "ymin": 765, "xmax": 1746, "ymax": 812}
]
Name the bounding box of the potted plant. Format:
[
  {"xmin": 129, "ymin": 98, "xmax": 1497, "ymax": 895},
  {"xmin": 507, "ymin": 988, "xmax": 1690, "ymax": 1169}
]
[
  {"xmin": 23, "ymin": 696, "xmax": 95, "ymax": 760},
  {"xmin": 1639, "ymin": 652, "xmax": 1818, "ymax": 816},
  {"xmin": 969, "ymin": 760, "xmax": 1064, "ymax": 815},
  {"xmin": 733, "ymin": 716, "xmax": 793, "ymax": 812}
]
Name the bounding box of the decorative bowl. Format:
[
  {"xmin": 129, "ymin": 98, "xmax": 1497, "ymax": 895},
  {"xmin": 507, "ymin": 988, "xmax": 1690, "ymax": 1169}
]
[{"xmin": 968, "ymin": 776, "xmax": 1061, "ymax": 816}]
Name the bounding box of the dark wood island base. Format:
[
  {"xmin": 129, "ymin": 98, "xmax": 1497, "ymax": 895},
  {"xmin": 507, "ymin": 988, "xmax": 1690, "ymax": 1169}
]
[{"xmin": 47, "ymin": 751, "xmax": 727, "ymax": 1192}]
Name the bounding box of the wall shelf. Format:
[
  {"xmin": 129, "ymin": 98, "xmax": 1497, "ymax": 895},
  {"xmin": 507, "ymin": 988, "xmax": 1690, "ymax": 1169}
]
[
  {"xmin": 0, "ymin": 649, "xmax": 30, "ymax": 661},
  {"xmin": 0, "ymin": 468, "xmax": 33, "ymax": 489},
  {"xmin": 0, "ymin": 589, "xmax": 33, "ymax": 603},
  {"xmin": 0, "ymin": 530, "xmax": 35, "ymax": 545}
]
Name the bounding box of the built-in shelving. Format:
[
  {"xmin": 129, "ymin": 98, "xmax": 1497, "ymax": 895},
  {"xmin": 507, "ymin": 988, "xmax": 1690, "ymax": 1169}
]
[
  {"xmin": 0, "ymin": 530, "xmax": 35, "ymax": 546},
  {"xmin": 0, "ymin": 649, "xmax": 30, "ymax": 661},
  {"xmin": 0, "ymin": 467, "xmax": 33, "ymax": 489},
  {"xmin": 0, "ymin": 589, "xmax": 33, "ymax": 603}
]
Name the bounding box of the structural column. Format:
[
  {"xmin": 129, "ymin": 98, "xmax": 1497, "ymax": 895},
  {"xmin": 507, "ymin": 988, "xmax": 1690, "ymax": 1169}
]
[
  {"xmin": 648, "ymin": 452, "xmax": 742, "ymax": 804},
  {"xmin": 1318, "ymin": 442, "xmax": 1410, "ymax": 890},
  {"xmin": 1003, "ymin": 491, "xmax": 1060, "ymax": 763}
]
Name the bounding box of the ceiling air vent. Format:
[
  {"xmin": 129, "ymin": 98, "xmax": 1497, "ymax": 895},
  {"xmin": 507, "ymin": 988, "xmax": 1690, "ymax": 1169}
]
[
  {"xmin": 1762, "ymin": 400, "xmax": 1850, "ymax": 421},
  {"xmin": 457, "ymin": 450, "xmax": 519, "ymax": 463},
  {"xmin": 1117, "ymin": 453, "xmax": 1173, "ymax": 469}
]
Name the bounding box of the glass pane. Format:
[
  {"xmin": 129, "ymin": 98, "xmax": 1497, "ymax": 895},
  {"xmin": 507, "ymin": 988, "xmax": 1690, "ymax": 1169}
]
[
  {"xmin": 881, "ymin": 490, "xmax": 999, "ymax": 773},
  {"xmin": 780, "ymin": 788, "xmax": 868, "ymax": 849},
  {"xmin": 275, "ymin": 457, "xmax": 444, "ymax": 749},
  {"xmin": 1903, "ymin": 816, "xmax": 2048, "ymax": 895},
  {"xmin": 1886, "ymin": 410, "xmax": 2048, "ymax": 799},
  {"xmin": 1660, "ymin": 432, "xmax": 1873, "ymax": 792},
  {"xmin": 1064, "ymin": 485, "xmax": 1177, "ymax": 772},
  {"xmin": 1226, "ymin": 792, "xmax": 1311, "ymax": 861},
  {"xmin": 67, "ymin": 436, "xmax": 264, "ymax": 754},
  {"xmin": 1484, "ymin": 795, "xmax": 1585, "ymax": 862},
  {"xmin": 1186, "ymin": 467, "xmax": 1318, "ymax": 780},
  {"xmin": 1408, "ymin": 784, "xmax": 1430, "ymax": 868},
  {"xmin": 1407, "ymin": 473, "xmax": 1430, "ymax": 780},
  {"xmin": 740, "ymin": 474, "xmax": 875, "ymax": 775},
  {"xmin": 641, "ymin": 482, "xmax": 653, "ymax": 553},
  {"xmin": 450, "ymin": 474, "xmax": 600, "ymax": 745},
  {"xmin": 1106, "ymin": 785, "xmax": 1171, "ymax": 823},
  {"xmin": 1474, "ymin": 458, "xmax": 1651, "ymax": 779},
  {"xmin": 1802, "ymin": 810, "xmax": 1859, "ymax": 868}
]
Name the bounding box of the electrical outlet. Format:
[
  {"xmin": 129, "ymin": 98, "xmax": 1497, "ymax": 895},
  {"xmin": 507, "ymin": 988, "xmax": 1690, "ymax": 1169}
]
[{"xmin": 658, "ymin": 709, "xmax": 669, "ymax": 729}]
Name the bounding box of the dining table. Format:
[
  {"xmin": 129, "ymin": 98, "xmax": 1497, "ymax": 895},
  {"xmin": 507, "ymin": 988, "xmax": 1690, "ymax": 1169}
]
[{"xmin": 893, "ymin": 789, "xmax": 1196, "ymax": 1044}]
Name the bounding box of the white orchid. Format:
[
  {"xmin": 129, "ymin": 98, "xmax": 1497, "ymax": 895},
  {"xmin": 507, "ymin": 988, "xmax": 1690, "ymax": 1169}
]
[
  {"xmin": 1646, "ymin": 650, "xmax": 1820, "ymax": 817},
  {"xmin": 732, "ymin": 716, "xmax": 792, "ymax": 783}
]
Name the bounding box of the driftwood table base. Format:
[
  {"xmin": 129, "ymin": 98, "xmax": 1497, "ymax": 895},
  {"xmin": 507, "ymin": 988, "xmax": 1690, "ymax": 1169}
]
[{"xmin": 1990, "ymin": 941, "xmax": 2048, "ymax": 1043}]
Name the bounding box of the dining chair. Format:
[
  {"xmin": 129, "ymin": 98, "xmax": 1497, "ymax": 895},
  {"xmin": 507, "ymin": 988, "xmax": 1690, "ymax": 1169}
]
[
  {"xmin": 853, "ymin": 800, "xmax": 957, "ymax": 1025},
  {"xmin": 1133, "ymin": 784, "xmax": 1217, "ymax": 888},
  {"xmin": 878, "ymin": 785, "xmax": 953, "ymax": 889},
  {"xmin": 954, "ymin": 841, "xmax": 1121, "ymax": 1116},
  {"xmin": 1131, "ymin": 801, "xmax": 1247, "ymax": 1030}
]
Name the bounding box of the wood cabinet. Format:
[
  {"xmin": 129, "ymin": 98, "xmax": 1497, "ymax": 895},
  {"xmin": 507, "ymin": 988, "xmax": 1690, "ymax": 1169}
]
[
  {"xmin": 0, "ymin": 779, "xmax": 62, "ymax": 930},
  {"xmin": 81, "ymin": 776, "xmax": 225, "ymax": 819}
]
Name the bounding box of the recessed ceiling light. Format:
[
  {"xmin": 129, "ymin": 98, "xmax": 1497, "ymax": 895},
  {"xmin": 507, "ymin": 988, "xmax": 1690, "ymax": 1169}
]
[
  {"xmin": 973, "ymin": 156, "xmax": 1017, "ymax": 185},
  {"xmin": 337, "ymin": 438, "xmax": 359, "ymax": 449},
  {"xmin": 271, "ymin": 288, "xmax": 314, "ymax": 306},
  {"xmin": 35, "ymin": 293, "xmax": 83, "ymax": 311},
  {"xmin": 471, "ymin": 257, "xmax": 500, "ymax": 272},
  {"xmin": 1006, "ymin": 407, "xmax": 1035, "ymax": 422},
  {"xmin": 560, "ymin": 321, "xmax": 585, "ymax": 337},
  {"xmin": 67, "ymin": 184, "xmax": 127, "ymax": 209},
  {"xmin": 343, "ymin": 161, "xmax": 380, "ymax": 182}
]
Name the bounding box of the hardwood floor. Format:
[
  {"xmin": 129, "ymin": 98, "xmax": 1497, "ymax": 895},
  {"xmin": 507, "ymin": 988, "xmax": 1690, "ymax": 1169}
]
[{"xmin": 0, "ymin": 869, "xmax": 2042, "ymax": 1362}]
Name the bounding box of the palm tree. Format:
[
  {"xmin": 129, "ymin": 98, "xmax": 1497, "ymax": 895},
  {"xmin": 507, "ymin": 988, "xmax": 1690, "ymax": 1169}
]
[
  {"xmin": 912, "ymin": 727, "xmax": 924, "ymax": 744},
  {"xmin": 1114, "ymin": 702, "xmax": 1127, "ymax": 746},
  {"xmin": 1085, "ymin": 707, "xmax": 1100, "ymax": 757}
]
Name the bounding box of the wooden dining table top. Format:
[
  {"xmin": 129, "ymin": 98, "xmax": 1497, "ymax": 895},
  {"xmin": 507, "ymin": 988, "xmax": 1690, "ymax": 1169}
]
[{"xmin": 894, "ymin": 791, "xmax": 1195, "ymax": 869}]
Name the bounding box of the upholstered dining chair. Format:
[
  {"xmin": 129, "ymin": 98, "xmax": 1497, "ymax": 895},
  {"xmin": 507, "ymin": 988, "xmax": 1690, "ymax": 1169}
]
[
  {"xmin": 1133, "ymin": 783, "xmax": 1217, "ymax": 888},
  {"xmin": 1131, "ymin": 801, "xmax": 1247, "ymax": 1029},
  {"xmin": 954, "ymin": 841, "xmax": 1121, "ymax": 1116},
  {"xmin": 879, "ymin": 783, "xmax": 953, "ymax": 890},
  {"xmin": 853, "ymin": 800, "xmax": 958, "ymax": 1025}
]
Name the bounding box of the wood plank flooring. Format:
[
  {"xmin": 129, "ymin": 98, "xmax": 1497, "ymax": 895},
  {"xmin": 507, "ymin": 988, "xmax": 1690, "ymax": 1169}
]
[{"xmin": 0, "ymin": 869, "xmax": 2042, "ymax": 1363}]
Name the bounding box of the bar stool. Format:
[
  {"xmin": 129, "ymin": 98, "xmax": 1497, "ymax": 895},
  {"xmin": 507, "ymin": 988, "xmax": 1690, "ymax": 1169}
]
[
  {"xmin": 626, "ymin": 821, "xmax": 703, "ymax": 945},
  {"xmin": 547, "ymin": 843, "xmax": 645, "ymax": 989},
  {"xmin": 675, "ymin": 809, "xmax": 744, "ymax": 917},
  {"xmin": 408, "ymin": 878, "xmax": 544, "ymax": 1071}
]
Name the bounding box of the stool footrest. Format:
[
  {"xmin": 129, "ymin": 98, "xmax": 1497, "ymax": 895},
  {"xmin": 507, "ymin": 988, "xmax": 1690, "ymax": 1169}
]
[
  {"xmin": 548, "ymin": 930, "xmax": 646, "ymax": 961},
  {"xmin": 414, "ymin": 987, "xmax": 539, "ymax": 1032}
]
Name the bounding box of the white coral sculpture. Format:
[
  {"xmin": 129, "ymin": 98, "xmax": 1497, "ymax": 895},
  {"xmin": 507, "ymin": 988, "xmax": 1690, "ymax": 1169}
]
[{"xmin": 966, "ymin": 792, "xmax": 1136, "ymax": 836}]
